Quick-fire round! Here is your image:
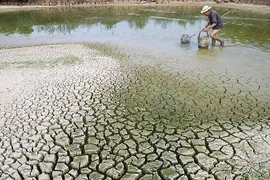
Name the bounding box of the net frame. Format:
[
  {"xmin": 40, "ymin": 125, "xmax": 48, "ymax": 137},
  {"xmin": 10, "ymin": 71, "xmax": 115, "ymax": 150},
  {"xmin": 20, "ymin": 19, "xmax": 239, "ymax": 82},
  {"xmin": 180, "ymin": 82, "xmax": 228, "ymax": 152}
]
[{"xmin": 181, "ymin": 34, "xmax": 191, "ymax": 44}]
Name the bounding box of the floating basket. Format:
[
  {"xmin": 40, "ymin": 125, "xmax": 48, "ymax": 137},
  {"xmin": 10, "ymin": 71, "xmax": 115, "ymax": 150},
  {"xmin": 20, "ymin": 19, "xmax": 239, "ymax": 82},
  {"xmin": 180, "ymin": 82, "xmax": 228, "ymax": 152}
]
[{"xmin": 198, "ymin": 30, "xmax": 209, "ymax": 48}]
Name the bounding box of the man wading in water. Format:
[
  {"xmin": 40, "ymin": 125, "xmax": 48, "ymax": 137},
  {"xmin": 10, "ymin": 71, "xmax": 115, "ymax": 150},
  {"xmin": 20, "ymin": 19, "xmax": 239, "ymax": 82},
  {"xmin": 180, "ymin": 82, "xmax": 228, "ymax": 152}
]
[{"xmin": 201, "ymin": 5, "xmax": 225, "ymax": 47}]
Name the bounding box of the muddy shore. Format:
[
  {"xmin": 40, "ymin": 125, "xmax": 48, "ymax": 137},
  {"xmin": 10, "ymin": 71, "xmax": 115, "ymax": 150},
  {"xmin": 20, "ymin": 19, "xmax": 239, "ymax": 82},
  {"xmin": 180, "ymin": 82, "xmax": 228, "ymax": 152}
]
[{"xmin": 0, "ymin": 2, "xmax": 269, "ymax": 104}]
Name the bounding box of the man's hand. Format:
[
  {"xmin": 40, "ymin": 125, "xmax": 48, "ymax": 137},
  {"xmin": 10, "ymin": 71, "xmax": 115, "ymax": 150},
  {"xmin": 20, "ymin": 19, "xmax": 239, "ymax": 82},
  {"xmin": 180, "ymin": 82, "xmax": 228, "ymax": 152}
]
[
  {"xmin": 204, "ymin": 23, "xmax": 217, "ymax": 32},
  {"xmin": 203, "ymin": 27, "xmax": 209, "ymax": 32}
]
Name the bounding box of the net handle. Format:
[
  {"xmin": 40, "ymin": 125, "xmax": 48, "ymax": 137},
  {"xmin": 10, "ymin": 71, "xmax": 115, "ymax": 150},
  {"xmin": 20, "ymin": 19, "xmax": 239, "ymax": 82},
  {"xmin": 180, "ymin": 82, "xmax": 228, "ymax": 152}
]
[{"xmin": 190, "ymin": 29, "xmax": 204, "ymax": 38}]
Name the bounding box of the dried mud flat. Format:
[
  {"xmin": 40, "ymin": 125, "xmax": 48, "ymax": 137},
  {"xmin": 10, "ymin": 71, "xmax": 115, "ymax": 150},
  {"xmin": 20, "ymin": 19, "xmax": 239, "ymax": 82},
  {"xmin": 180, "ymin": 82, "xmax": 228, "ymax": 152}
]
[
  {"xmin": 0, "ymin": 44, "xmax": 95, "ymax": 104},
  {"xmin": 0, "ymin": 43, "xmax": 270, "ymax": 179},
  {"xmin": 1, "ymin": 4, "xmax": 270, "ymax": 180}
]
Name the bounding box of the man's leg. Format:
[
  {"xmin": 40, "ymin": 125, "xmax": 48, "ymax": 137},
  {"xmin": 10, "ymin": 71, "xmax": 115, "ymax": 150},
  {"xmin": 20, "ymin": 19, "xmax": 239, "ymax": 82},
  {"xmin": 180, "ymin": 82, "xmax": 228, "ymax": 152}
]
[
  {"xmin": 212, "ymin": 38, "xmax": 216, "ymax": 46},
  {"xmin": 211, "ymin": 29, "xmax": 224, "ymax": 46}
]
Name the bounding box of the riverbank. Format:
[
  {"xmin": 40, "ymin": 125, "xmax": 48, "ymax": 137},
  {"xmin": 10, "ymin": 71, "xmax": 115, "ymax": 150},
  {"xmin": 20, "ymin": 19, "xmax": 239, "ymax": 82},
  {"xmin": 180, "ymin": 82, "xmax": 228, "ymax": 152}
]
[{"xmin": 0, "ymin": 2, "xmax": 270, "ymax": 14}]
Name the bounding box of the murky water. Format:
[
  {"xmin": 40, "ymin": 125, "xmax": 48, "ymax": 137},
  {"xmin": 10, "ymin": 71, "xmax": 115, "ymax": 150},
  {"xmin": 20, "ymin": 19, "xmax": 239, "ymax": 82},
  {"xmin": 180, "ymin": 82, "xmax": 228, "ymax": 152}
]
[{"xmin": 0, "ymin": 5, "xmax": 270, "ymax": 80}]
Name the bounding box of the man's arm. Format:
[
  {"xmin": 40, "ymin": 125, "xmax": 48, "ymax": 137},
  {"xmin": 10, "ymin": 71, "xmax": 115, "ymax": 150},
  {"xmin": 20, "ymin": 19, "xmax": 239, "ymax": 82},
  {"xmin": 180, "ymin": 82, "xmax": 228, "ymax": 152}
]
[{"xmin": 204, "ymin": 23, "xmax": 216, "ymax": 32}]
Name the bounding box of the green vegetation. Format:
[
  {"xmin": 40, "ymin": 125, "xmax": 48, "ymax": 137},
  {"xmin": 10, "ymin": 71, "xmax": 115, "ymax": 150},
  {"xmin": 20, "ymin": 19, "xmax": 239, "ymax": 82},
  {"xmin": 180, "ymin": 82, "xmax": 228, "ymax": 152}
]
[{"xmin": 0, "ymin": 55, "xmax": 81, "ymax": 69}]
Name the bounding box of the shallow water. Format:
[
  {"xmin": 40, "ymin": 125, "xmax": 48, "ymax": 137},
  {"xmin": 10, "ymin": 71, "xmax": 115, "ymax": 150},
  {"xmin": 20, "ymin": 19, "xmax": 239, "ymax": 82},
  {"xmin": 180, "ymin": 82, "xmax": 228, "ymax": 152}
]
[{"xmin": 0, "ymin": 5, "xmax": 269, "ymax": 87}]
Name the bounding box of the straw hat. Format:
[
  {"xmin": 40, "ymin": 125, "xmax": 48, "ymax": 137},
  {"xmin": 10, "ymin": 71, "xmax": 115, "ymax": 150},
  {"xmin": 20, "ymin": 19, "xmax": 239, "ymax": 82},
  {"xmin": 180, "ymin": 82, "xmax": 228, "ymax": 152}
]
[{"xmin": 201, "ymin": 5, "xmax": 211, "ymax": 13}]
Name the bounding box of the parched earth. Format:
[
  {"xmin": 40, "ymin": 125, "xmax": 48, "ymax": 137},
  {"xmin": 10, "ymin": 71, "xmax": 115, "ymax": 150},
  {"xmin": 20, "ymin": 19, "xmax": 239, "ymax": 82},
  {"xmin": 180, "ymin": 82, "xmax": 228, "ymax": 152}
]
[{"xmin": 0, "ymin": 43, "xmax": 270, "ymax": 180}]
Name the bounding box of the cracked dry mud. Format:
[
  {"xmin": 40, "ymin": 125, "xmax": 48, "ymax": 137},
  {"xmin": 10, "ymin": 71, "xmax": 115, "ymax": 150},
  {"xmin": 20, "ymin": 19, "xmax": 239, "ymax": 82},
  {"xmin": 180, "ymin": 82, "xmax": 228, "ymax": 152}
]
[{"xmin": 0, "ymin": 44, "xmax": 270, "ymax": 180}]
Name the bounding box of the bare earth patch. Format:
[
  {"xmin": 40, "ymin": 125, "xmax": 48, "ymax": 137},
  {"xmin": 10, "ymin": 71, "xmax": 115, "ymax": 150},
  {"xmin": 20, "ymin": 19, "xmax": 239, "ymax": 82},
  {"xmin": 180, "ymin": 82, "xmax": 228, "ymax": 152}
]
[{"xmin": 0, "ymin": 44, "xmax": 96, "ymax": 104}]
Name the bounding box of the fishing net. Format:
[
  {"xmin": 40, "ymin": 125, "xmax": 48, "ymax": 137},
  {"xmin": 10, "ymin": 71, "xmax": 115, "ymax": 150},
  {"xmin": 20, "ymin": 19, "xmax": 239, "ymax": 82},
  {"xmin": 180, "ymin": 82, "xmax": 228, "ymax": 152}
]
[{"xmin": 181, "ymin": 34, "xmax": 191, "ymax": 44}]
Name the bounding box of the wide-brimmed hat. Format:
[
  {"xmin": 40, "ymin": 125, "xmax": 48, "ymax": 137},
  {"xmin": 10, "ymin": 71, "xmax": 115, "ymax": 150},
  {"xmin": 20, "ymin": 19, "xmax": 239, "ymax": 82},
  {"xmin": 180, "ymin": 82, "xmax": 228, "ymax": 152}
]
[{"xmin": 201, "ymin": 5, "xmax": 211, "ymax": 13}]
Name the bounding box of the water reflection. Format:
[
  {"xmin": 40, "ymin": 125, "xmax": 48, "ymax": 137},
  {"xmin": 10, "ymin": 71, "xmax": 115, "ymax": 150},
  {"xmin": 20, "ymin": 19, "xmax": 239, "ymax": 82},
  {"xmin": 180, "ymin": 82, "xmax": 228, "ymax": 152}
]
[
  {"xmin": 0, "ymin": 5, "xmax": 269, "ymax": 50},
  {"xmin": 0, "ymin": 5, "xmax": 269, "ymax": 78},
  {"xmin": 0, "ymin": 5, "xmax": 269, "ymax": 100}
]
